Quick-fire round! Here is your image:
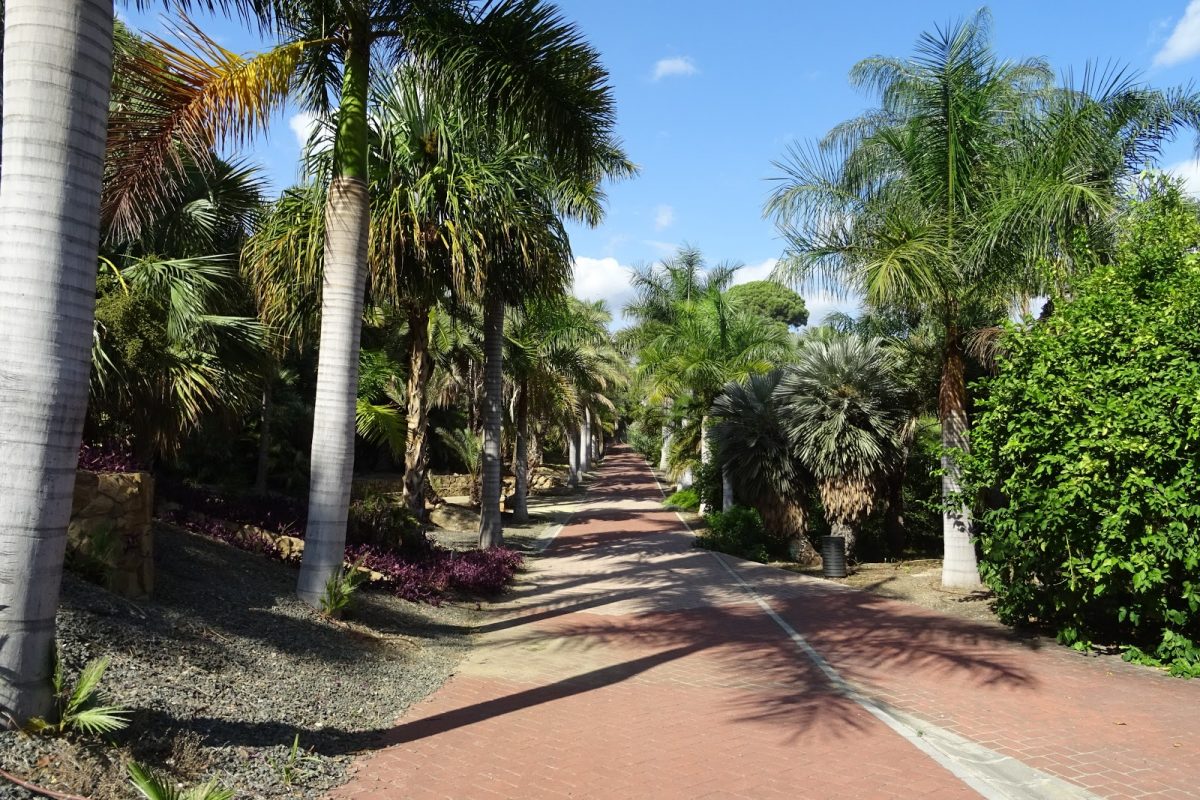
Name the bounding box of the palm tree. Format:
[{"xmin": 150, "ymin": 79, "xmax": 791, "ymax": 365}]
[
  {"xmin": 635, "ymin": 274, "xmax": 793, "ymax": 509},
  {"xmin": 473, "ymin": 135, "xmax": 632, "ymax": 549},
  {"xmin": 766, "ymin": 11, "xmax": 1047, "ymax": 588},
  {"xmin": 116, "ymin": 1, "xmax": 625, "ymax": 599},
  {"xmin": 0, "ymin": 0, "xmax": 272, "ymax": 725},
  {"xmin": 774, "ymin": 335, "xmax": 906, "ymax": 559},
  {"xmin": 711, "ymin": 371, "xmax": 817, "ymax": 563},
  {"xmin": 506, "ymin": 297, "xmax": 623, "ymax": 521},
  {"xmin": 623, "ymin": 246, "xmax": 738, "ymax": 470},
  {"xmin": 768, "ymin": 11, "xmax": 1200, "ymax": 588},
  {"xmin": 92, "ymin": 155, "xmax": 270, "ymax": 462}
]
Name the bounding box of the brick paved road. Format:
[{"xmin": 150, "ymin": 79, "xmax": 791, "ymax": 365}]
[{"xmin": 330, "ymin": 447, "xmax": 1200, "ymax": 799}]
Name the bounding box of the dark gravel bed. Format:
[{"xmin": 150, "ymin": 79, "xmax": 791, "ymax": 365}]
[{"xmin": 1, "ymin": 524, "xmax": 481, "ymax": 799}]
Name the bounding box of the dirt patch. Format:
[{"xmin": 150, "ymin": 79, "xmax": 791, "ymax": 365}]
[{"xmin": 784, "ymin": 558, "xmax": 1001, "ymax": 626}]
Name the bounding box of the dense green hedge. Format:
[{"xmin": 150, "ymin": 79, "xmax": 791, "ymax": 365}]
[{"xmin": 965, "ymin": 184, "xmax": 1200, "ymax": 675}]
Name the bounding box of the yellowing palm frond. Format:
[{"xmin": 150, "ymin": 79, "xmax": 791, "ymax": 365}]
[{"xmin": 105, "ymin": 18, "xmax": 312, "ymax": 239}]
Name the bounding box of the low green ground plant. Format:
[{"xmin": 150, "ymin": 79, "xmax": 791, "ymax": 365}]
[
  {"xmin": 694, "ymin": 507, "xmax": 774, "ymax": 563},
  {"xmin": 663, "ymin": 487, "xmax": 699, "ymax": 512},
  {"xmin": 129, "ymin": 762, "xmax": 233, "ymax": 800},
  {"xmin": 28, "ymin": 654, "xmax": 129, "ymax": 737},
  {"xmin": 318, "ymin": 559, "xmax": 369, "ymax": 619}
]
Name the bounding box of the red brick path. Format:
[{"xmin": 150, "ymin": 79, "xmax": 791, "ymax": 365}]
[{"xmin": 330, "ymin": 447, "xmax": 1200, "ymax": 799}]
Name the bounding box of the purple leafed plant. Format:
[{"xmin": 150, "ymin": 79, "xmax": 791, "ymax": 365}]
[
  {"xmin": 345, "ymin": 544, "xmax": 524, "ymax": 605},
  {"xmin": 159, "ymin": 509, "xmax": 285, "ymax": 561},
  {"xmin": 159, "ymin": 488, "xmax": 523, "ymax": 604}
]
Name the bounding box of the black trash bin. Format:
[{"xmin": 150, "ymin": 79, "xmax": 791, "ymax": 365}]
[{"xmin": 821, "ymin": 535, "xmax": 847, "ymax": 578}]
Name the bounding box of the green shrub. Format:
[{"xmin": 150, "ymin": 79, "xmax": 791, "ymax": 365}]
[
  {"xmin": 664, "ymin": 487, "xmax": 700, "ymax": 511},
  {"xmin": 694, "ymin": 507, "xmax": 772, "ymax": 563},
  {"xmin": 964, "ymin": 181, "xmax": 1200, "ymax": 675},
  {"xmin": 694, "ymin": 459, "xmax": 724, "ymax": 513},
  {"xmin": 627, "ymin": 421, "xmax": 660, "ymax": 463},
  {"xmin": 348, "ymin": 490, "xmax": 428, "ymax": 552}
]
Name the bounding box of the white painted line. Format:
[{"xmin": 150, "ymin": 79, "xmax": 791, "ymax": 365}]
[{"xmin": 642, "ymin": 456, "xmax": 1096, "ymax": 800}]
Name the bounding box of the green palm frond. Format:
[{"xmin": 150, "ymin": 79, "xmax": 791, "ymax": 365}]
[{"xmin": 129, "ymin": 761, "xmax": 235, "ymax": 800}]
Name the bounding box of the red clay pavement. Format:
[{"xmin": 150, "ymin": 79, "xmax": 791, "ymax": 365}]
[{"xmin": 330, "ymin": 446, "xmax": 1200, "ymax": 799}]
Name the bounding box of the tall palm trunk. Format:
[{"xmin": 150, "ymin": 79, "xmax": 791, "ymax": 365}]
[
  {"xmin": 939, "ymin": 334, "xmax": 982, "ymax": 589},
  {"xmin": 698, "ymin": 415, "xmax": 712, "ymax": 513},
  {"xmin": 721, "ymin": 469, "xmax": 735, "ymax": 510},
  {"xmin": 581, "ymin": 407, "xmax": 592, "ymax": 473},
  {"xmin": 511, "ymin": 380, "xmax": 530, "ymax": 524},
  {"xmin": 659, "ymin": 400, "xmax": 671, "ymax": 470},
  {"xmin": 478, "ymin": 289, "xmax": 505, "ymax": 548},
  {"xmin": 254, "ymin": 382, "xmax": 272, "ymax": 494},
  {"xmin": 403, "ymin": 303, "xmax": 434, "ymax": 518},
  {"xmin": 0, "ymin": 0, "xmax": 114, "ymax": 722},
  {"xmin": 567, "ymin": 424, "xmax": 579, "ymax": 487},
  {"xmin": 297, "ymin": 34, "xmax": 370, "ymax": 604}
]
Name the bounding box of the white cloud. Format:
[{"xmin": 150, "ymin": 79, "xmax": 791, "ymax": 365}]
[
  {"xmin": 1167, "ymin": 158, "xmax": 1200, "ymax": 194},
  {"xmin": 653, "ymin": 204, "xmax": 675, "ymax": 230},
  {"xmin": 731, "ymin": 257, "xmax": 779, "ymax": 286},
  {"xmin": 803, "ymin": 291, "xmax": 861, "ymax": 327},
  {"xmin": 653, "ymin": 56, "xmax": 698, "ymax": 81},
  {"xmin": 288, "ymin": 111, "xmax": 332, "ymax": 150},
  {"xmin": 1154, "ymin": 1, "xmax": 1200, "ymax": 66},
  {"xmin": 572, "ymin": 256, "xmax": 636, "ymax": 327},
  {"xmin": 642, "ymin": 239, "xmax": 678, "ymax": 255}
]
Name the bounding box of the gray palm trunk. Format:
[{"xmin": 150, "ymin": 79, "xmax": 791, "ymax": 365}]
[
  {"xmin": 567, "ymin": 424, "xmax": 579, "ymax": 487},
  {"xmin": 0, "ymin": 0, "xmax": 114, "ymax": 721},
  {"xmin": 698, "ymin": 415, "xmax": 711, "ymax": 513},
  {"xmin": 402, "ymin": 305, "xmax": 434, "ymax": 518},
  {"xmin": 581, "ymin": 407, "xmax": 592, "ymax": 473},
  {"xmin": 659, "ymin": 399, "xmax": 672, "ymax": 470},
  {"xmin": 939, "ymin": 343, "xmax": 982, "ymax": 589},
  {"xmin": 721, "ymin": 469, "xmax": 735, "ymax": 510},
  {"xmin": 510, "ymin": 381, "xmax": 529, "ymax": 524},
  {"xmin": 477, "ymin": 291, "xmax": 505, "ymax": 548},
  {"xmin": 829, "ymin": 518, "xmax": 855, "ymax": 561},
  {"xmin": 659, "ymin": 421, "xmax": 671, "ymax": 470},
  {"xmin": 296, "ymin": 177, "xmax": 370, "ymax": 605}
]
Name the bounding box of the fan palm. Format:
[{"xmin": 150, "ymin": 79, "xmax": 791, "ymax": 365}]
[
  {"xmin": 775, "ymin": 335, "xmax": 906, "ymax": 558},
  {"xmin": 711, "ymin": 371, "xmax": 816, "ymax": 563},
  {"xmin": 91, "ymin": 152, "xmax": 271, "ymax": 461}
]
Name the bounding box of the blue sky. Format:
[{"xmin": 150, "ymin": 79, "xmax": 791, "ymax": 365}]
[{"xmin": 122, "ymin": 1, "xmax": 1200, "ymax": 325}]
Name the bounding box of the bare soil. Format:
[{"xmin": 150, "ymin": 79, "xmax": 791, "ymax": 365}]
[{"xmin": 789, "ymin": 558, "xmax": 1001, "ymax": 626}]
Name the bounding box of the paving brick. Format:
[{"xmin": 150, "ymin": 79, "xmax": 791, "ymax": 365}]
[{"xmin": 330, "ymin": 446, "xmax": 1199, "ymax": 799}]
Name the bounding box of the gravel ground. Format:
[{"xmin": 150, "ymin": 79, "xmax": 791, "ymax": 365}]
[
  {"xmin": 0, "ymin": 524, "xmax": 483, "ymax": 800},
  {"xmin": 429, "ymin": 493, "xmax": 580, "ymax": 553}
]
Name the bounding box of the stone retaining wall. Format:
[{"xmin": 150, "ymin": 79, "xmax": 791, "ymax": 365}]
[{"xmin": 69, "ymin": 470, "xmax": 155, "ymax": 598}]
